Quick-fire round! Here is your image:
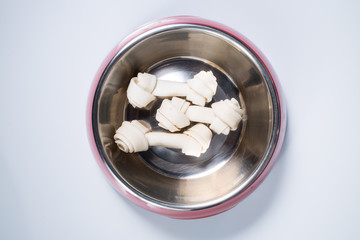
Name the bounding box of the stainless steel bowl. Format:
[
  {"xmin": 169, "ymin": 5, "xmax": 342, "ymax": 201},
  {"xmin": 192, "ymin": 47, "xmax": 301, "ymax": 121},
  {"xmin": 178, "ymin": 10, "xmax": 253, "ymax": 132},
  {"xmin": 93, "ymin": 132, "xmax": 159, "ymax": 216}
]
[{"xmin": 87, "ymin": 16, "xmax": 286, "ymax": 219}]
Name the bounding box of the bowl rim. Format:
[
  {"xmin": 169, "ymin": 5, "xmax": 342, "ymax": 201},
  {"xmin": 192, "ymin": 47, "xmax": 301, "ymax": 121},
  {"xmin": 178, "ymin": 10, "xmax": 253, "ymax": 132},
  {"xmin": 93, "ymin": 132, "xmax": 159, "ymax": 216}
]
[{"xmin": 86, "ymin": 15, "xmax": 287, "ymax": 219}]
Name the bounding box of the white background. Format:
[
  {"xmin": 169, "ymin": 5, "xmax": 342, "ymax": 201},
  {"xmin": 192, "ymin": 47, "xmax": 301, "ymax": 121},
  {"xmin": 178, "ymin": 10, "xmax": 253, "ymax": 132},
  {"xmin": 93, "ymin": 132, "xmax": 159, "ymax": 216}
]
[{"xmin": 1, "ymin": 0, "xmax": 360, "ymax": 239}]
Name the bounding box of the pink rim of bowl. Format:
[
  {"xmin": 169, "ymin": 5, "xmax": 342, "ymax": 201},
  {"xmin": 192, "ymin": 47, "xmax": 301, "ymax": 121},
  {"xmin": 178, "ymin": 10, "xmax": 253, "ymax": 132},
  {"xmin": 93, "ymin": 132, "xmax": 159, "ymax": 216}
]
[{"xmin": 87, "ymin": 16, "xmax": 287, "ymax": 219}]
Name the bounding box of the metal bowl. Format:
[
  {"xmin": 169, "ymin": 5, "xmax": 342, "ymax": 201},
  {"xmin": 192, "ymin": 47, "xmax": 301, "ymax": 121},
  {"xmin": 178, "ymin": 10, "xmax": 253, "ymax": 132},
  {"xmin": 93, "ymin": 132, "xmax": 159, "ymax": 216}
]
[{"xmin": 87, "ymin": 16, "xmax": 286, "ymax": 219}]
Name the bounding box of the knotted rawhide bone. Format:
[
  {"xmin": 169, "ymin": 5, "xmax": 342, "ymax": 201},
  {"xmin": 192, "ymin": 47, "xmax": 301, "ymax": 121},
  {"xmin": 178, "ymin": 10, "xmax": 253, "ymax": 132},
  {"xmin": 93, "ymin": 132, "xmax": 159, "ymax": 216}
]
[
  {"xmin": 114, "ymin": 120, "xmax": 213, "ymax": 157},
  {"xmin": 156, "ymin": 97, "xmax": 243, "ymax": 135},
  {"xmin": 126, "ymin": 70, "xmax": 217, "ymax": 108},
  {"xmin": 155, "ymin": 96, "xmax": 191, "ymax": 132}
]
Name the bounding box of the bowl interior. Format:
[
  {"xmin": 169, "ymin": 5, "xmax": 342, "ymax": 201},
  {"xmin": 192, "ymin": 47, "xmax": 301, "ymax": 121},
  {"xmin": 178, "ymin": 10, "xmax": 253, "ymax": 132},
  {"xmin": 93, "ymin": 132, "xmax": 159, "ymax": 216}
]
[{"xmin": 92, "ymin": 24, "xmax": 279, "ymax": 209}]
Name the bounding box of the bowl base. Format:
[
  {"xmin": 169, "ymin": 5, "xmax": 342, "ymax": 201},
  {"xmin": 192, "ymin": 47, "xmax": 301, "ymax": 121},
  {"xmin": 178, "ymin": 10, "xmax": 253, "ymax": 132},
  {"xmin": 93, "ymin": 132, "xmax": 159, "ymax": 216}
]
[{"xmin": 125, "ymin": 57, "xmax": 245, "ymax": 178}]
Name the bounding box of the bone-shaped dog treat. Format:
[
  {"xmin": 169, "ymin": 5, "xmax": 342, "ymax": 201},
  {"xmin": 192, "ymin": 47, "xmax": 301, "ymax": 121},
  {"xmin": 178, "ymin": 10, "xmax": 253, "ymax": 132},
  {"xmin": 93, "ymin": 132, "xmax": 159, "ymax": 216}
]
[
  {"xmin": 156, "ymin": 97, "xmax": 243, "ymax": 135},
  {"xmin": 114, "ymin": 120, "xmax": 213, "ymax": 157},
  {"xmin": 127, "ymin": 70, "xmax": 217, "ymax": 108}
]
